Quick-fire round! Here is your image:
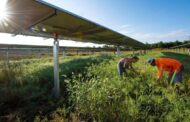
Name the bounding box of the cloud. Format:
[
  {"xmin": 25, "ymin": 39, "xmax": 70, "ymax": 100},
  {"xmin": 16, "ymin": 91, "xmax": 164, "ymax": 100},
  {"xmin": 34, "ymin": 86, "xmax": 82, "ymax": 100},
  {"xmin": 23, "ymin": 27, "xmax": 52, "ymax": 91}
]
[
  {"xmin": 118, "ymin": 24, "xmax": 131, "ymax": 29},
  {"xmin": 0, "ymin": 33, "xmax": 104, "ymax": 47},
  {"xmin": 130, "ymin": 30, "xmax": 189, "ymax": 43},
  {"xmin": 117, "ymin": 25, "xmax": 190, "ymax": 43},
  {"xmin": 117, "ymin": 24, "xmax": 135, "ymax": 35}
]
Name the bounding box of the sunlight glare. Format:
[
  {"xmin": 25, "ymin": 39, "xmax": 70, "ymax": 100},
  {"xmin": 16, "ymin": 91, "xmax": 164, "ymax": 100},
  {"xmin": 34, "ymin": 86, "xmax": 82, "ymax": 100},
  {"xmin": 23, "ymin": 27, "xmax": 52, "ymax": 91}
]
[{"xmin": 0, "ymin": 0, "xmax": 8, "ymax": 21}]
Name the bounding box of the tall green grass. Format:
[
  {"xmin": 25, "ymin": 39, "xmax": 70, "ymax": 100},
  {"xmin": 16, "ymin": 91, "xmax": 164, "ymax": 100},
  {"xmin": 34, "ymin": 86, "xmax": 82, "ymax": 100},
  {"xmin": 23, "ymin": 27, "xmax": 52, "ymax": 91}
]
[
  {"xmin": 0, "ymin": 55, "xmax": 113, "ymax": 121},
  {"xmin": 67, "ymin": 52, "xmax": 190, "ymax": 121},
  {"xmin": 0, "ymin": 52, "xmax": 190, "ymax": 121}
]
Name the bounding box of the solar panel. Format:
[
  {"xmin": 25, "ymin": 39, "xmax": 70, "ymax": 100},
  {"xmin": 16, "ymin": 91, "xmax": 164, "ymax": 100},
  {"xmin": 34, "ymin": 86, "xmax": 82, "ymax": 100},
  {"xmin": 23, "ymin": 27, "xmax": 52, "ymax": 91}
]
[{"xmin": 0, "ymin": 0, "xmax": 145, "ymax": 48}]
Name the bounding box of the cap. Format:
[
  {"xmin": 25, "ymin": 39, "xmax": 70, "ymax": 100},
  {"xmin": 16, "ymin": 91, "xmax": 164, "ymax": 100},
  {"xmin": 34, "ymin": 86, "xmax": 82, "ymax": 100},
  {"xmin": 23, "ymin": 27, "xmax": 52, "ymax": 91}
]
[{"xmin": 147, "ymin": 57, "xmax": 154, "ymax": 64}]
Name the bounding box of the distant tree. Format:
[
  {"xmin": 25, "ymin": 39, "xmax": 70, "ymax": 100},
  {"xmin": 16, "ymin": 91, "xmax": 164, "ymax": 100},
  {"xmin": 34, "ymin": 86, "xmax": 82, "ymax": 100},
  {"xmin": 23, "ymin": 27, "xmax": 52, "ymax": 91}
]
[
  {"xmin": 147, "ymin": 40, "xmax": 189, "ymax": 49},
  {"xmin": 183, "ymin": 40, "xmax": 190, "ymax": 44},
  {"xmin": 144, "ymin": 42, "xmax": 151, "ymax": 48},
  {"xmin": 174, "ymin": 40, "xmax": 182, "ymax": 46},
  {"xmin": 158, "ymin": 41, "xmax": 164, "ymax": 48}
]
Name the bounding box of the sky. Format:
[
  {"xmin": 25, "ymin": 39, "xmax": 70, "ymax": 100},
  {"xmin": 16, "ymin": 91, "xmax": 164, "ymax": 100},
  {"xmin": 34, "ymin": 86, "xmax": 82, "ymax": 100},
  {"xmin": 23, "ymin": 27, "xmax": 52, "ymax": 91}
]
[{"xmin": 0, "ymin": 0, "xmax": 190, "ymax": 47}]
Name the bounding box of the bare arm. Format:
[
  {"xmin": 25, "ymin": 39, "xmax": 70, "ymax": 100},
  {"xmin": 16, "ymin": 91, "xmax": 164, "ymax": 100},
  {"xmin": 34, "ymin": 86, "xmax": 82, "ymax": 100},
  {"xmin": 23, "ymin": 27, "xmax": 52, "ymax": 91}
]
[
  {"xmin": 123, "ymin": 59, "xmax": 129, "ymax": 69},
  {"xmin": 128, "ymin": 63, "xmax": 133, "ymax": 69},
  {"xmin": 157, "ymin": 66, "xmax": 164, "ymax": 80}
]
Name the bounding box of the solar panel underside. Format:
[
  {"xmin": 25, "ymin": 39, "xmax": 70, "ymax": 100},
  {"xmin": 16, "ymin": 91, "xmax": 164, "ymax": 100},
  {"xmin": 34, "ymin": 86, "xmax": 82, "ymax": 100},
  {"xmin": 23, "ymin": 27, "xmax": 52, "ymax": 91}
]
[{"xmin": 0, "ymin": 0, "xmax": 145, "ymax": 48}]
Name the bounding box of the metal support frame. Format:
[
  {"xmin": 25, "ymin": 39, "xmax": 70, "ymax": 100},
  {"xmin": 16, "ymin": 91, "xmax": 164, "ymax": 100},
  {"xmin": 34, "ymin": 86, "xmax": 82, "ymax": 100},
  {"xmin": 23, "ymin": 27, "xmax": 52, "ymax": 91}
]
[
  {"xmin": 117, "ymin": 46, "xmax": 120, "ymax": 56},
  {"xmin": 63, "ymin": 48, "xmax": 66, "ymax": 57},
  {"xmin": 132, "ymin": 49, "xmax": 135, "ymax": 56},
  {"xmin": 144, "ymin": 50, "xmax": 146, "ymax": 55},
  {"xmin": 6, "ymin": 47, "xmax": 10, "ymax": 83},
  {"xmin": 53, "ymin": 33, "xmax": 60, "ymax": 98},
  {"xmin": 6, "ymin": 47, "xmax": 9, "ymax": 67}
]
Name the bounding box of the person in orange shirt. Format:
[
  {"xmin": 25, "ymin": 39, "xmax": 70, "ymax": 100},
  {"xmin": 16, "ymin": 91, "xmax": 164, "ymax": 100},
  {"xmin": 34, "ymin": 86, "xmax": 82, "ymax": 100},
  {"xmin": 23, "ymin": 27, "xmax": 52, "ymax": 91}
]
[{"xmin": 147, "ymin": 57, "xmax": 184, "ymax": 85}]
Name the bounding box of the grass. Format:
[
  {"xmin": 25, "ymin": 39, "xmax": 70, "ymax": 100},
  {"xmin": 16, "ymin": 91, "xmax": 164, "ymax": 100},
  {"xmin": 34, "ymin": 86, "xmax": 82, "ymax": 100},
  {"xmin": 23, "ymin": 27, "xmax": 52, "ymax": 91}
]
[
  {"xmin": 0, "ymin": 54, "xmax": 113, "ymax": 121},
  {"xmin": 67, "ymin": 51, "xmax": 190, "ymax": 121},
  {"xmin": 0, "ymin": 51, "xmax": 190, "ymax": 121}
]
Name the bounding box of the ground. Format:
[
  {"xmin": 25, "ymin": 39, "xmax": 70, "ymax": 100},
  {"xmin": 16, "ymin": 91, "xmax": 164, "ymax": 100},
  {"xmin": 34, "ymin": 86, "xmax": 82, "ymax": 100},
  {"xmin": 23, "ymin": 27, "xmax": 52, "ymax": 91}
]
[{"xmin": 0, "ymin": 51, "xmax": 190, "ymax": 122}]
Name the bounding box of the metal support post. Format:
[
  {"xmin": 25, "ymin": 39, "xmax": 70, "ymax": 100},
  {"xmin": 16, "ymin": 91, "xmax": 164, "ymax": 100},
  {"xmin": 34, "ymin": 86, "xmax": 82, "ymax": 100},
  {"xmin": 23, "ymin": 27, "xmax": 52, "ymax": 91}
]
[
  {"xmin": 132, "ymin": 50, "xmax": 135, "ymax": 56},
  {"xmin": 117, "ymin": 46, "xmax": 120, "ymax": 56},
  {"xmin": 53, "ymin": 33, "xmax": 60, "ymax": 98},
  {"xmin": 63, "ymin": 49, "xmax": 66, "ymax": 57},
  {"xmin": 6, "ymin": 47, "xmax": 9, "ymax": 68}
]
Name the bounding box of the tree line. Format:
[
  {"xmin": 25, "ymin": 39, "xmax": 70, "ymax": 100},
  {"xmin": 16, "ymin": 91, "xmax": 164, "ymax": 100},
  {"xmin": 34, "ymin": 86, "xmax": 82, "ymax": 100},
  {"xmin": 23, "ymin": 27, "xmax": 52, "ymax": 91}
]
[
  {"xmin": 146, "ymin": 40, "xmax": 190, "ymax": 48},
  {"xmin": 101, "ymin": 40, "xmax": 190, "ymax": 50}
]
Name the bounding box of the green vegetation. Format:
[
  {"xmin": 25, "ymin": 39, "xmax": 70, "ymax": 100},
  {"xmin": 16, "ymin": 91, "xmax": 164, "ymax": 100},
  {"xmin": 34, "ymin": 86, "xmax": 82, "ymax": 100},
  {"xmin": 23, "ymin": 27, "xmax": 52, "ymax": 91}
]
[
  {"xmin": 0, "ymin": 55, "xmax": 113, "ymax": 121},
  {"xmin": 0, "ymin": 52, "xmax": 190, "ymax": 121},
  {"xmin": 146, "ymin": 40, "xmax": 190, "ymax": 48},
  {"xmin": 67, "ymin": 52, "xmax": 190, "ymax": 121}
]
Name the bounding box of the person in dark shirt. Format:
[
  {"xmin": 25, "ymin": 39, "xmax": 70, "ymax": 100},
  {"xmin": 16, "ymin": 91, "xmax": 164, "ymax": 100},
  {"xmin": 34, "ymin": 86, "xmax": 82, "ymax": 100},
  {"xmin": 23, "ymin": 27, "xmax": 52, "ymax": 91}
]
[{"xmin": 117, "ymin": 56, "xmax": 139, "ymax": 76}]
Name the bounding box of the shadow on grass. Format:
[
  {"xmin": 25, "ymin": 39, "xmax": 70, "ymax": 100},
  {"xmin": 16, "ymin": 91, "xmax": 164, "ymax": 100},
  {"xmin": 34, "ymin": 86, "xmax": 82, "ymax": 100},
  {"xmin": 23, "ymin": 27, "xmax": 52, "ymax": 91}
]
[{"xmin": 0, "ymin": 54, "xmax": 113, "ymax": 122}]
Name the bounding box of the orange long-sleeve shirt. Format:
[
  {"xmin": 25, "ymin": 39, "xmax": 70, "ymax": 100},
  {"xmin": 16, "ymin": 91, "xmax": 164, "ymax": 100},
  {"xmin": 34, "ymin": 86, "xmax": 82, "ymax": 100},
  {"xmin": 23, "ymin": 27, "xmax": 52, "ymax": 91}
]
[{"xmin": 155, "ymin": 58, "xmax": 182, "ymax": 79}]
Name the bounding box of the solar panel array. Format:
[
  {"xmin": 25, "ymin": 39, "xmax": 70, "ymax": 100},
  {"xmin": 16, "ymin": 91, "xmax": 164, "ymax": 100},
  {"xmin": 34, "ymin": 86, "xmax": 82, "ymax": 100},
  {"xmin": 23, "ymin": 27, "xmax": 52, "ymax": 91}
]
[{"xmin": 0, "ymin": 0, "xmax": 146, "ymax": 48}]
